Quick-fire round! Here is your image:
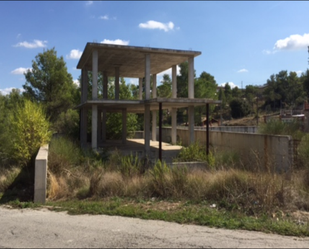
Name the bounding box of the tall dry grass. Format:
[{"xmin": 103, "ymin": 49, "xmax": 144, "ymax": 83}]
[{"xmin": 46, "ymin": 137, "xmax": 309, "ymax": 215}]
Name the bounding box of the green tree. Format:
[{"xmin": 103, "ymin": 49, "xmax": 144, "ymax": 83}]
[
  {"xmin": 157, "ymin": 74, "xmax": 172, "ymax": 98},
  {"xmin": 229, "ymin": 98, "xmax": 250, "ymax": 119},
  {"xmin": 23, "ymin": 48, "xmax": 78, "ymax": 123},
  {"xmin": 8, "ymin": 100, "xmax": 51, "ymax": 166}
]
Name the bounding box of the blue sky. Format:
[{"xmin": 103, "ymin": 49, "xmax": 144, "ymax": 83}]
[{"xmin": 1, "ymin": 1, "xmax": 309, "ymax": 95}]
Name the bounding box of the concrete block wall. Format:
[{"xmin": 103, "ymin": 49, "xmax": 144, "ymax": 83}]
[
  {"xmin": 34, "ymin": 144, "xmax": 48, "ymax": 203},
  {"xmin": 161, "ymin": 127, "xmax": 293, "ymax": 173}
]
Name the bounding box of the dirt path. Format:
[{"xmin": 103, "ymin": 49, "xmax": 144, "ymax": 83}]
[{"xmin": 0, "ymin": 206, "xmax": 308, "ymax": 248}]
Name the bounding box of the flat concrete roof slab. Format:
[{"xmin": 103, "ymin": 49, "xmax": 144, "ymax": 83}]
[
  {"xmin": 77, "ymin": 43, "xmax": 201, "ymax": 78},
  {"xmin": 76, "ymin": 98, "xmax": 221, "ymax": 113}
]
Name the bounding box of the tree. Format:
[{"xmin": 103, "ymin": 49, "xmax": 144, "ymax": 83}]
[
  {"xmin": 8, "ymin": 100, "xmax": 51, "ymax": 166},
  {"xmin": 157, "ymin": 74, "xmax": 172, "ymax": 98},
  {"xmin": 229, "ymin": 98, "xmax": 250, "ymax": 119},
  {"xmin": 23, "ymin": 48, "xmax": 78, "ymax": 123}
]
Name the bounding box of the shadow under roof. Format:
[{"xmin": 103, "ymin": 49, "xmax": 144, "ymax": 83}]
[{"xmin": 76, "ymin": 43, "xmax": 201, "ymax": 78}]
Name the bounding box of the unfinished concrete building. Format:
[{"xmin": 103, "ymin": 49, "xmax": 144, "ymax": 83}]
[{"xmin": 76, "ymin": 42, "xmax": 220, "ymax": 158}]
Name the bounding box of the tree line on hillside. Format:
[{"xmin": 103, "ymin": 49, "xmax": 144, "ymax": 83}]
[{"xmin": 1, "ymin": 47, "xmax": 309, "ymax": 167}]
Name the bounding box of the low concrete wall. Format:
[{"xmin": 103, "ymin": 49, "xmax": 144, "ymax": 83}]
[
  {"xmin": 194, "ymin": 126, "xmax": 258, "ymax": 133},
  {"xmin": 34, "ymin": 144, "xmax": 48, "ymax": 204},
  {"xmin": 161, "ymin": 127, "xmax": 293, "ymax": 173}
]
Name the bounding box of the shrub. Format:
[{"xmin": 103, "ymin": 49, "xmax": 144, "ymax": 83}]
[{"xmin": 8, "ymin": 100, "xmax": 51, "ymax": 166}]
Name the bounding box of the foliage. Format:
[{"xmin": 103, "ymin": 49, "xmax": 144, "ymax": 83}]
[
  {"xmin": 8, "ymin": 100, "xmax": 51, "ymax": 166},
  {"xmin": 23, "ymin": 48, "xmax": 78, "ymax": 123},
  {"xmin": 263, "ymin": 70, "xmax": 306, "ymax": 111},
  {"xmin": 297, "ymin": 134, "xmax": 309, "ymax": 169},
  {"xmin": 157, "ymin": 74, "xmax": 172, "ymax": 98},
  {"xmin": 229, "ymin": 98, "xmax": 250, "ymax": 119},
  {"xmin": 53, "ymin": 109, "xmax": 80, "ymax": 138},
  {"xmin": 258, "ymin": 119, "xmax": 304, "ymax": 139}
]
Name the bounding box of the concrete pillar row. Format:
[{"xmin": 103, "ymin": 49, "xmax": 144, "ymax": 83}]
[
  {"xmin": 152, "ymin": 74, "xmax": 157, "ymax": 141},
  {"xmin": 115, "ymin": 67, "xmax": 120, "ymax": 100}
]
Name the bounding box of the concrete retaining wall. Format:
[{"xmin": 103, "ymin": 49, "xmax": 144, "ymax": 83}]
[
  {"xmin": 161, "ymin": 127, "xmax": 293, "ymax": 173},
  {"xmin": 34, "ymin": 144, "xmax": 48, "ymax": 203}
]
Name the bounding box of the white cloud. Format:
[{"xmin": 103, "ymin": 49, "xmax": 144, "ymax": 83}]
[
  {"xmin": 237, "ymin": 69, "xmax": 248, "ymax": 73},
  {"xmin": 101, "ymin": 39, "xmax": 129, "ymax": 45},
  {"xmin": 296, "ymin": 70, "xmax": 303, "ymax": 76},
  {"xmin": 11, "ymin": 67, "xmax": 31, "ymax": 75},
  {"xmin": 85, "ymin": 1, "xmax": 93, "ymax": 6},
  {"xmin": 13, "ymin": 39, "xmax": 47, "ymax": 49},
  {"xmin": 73, "ymin": 79, "xmax": 80, "ymax": 86},
  {"xmin": 66, "ymin": 49, "xmax": 82, "ymax": 59},
  {"xmin": 274, "ymin": 33, "xmax": 309, "ymax": 51},
  {"xmin": 0, "ymin": 87, "xmax": 24, "ymax": 95},
  {"xmin": 220, "ymin": 82, "xmax": 238, "ymax": 89},
  {"xmin": 99, "ymin": 15, "xmax": 109, "ymax": 20},
  {"xmin": 139, "ymin": 20, "xmax": 175, "ymax": 32}
]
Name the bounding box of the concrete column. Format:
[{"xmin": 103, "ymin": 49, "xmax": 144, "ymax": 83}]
[
  {"xmin": 144, "ymin": 54, "xmax": 151, "ymax": 156},
  {"xmin": 188, "ymin": 57, "xmax": 194, "ymax": 99},
  {"xmin": 188, "ymin": 105, "xmax": 195, "ymax": 144},
  {"xmin": 145, "ymin": 54, "xmax": 150, "ymax": 100},
  {"xmin": 172, "ymin": 65, "xmax": 177, "ymax": 98},
  {"xmin": 171, "ymin": 109, "xmax": 177, "ymax": 144},
  {"xmin": 144, "ymin": 104, "xmax": 151, "ymax": 155},
  {"xmin": 115, "ymin": 67, "xmax": 120, "ymax": 100},
  {"xmin": 103, "ymin": 71, "xmax": 108, "ymax": 99},
  {"xmin": 139, "ymin": 77, "xmax": 143, "ymax": 100},
  {"xmin": 81, "ymin": 69, "xmax": 88, "ymax": 102},
  {"xmin": 97, "ymin": 109, "xmax": 101, "ymax": 145},
  {"xmin": 80, "ymin": 107, "xmax": 87, "ymax": 148},
  {"xmin": 122, "ymin": 109, "xmax": 127, "ymax": 145},
  {"xmin": 102, "ymin": 109, "xmax": 106, "ymax": 142},
  {"xmin": 92, "ymin": 105, "xmax": 98, "ymax": 149},
  {"xmin": 92, "ymin": 50, "xmax": 98, "ymax": 99},
  {"xmin": 152, "ymin": 74, "xmax": 157, "ymax": 141},
  {"xmin": 171, "ymin": 65, "xmax": 177, "ymax": 144}
]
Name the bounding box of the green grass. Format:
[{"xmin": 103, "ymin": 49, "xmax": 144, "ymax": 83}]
[{"xmin": 40, "ymin": 198, "xmax": 309, "ymax": 237}]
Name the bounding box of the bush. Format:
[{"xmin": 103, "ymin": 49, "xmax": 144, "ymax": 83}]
[
  {"xmin": 258, "ymin": 119, "xmax": 304, "ymax": 139},
  {"xmin": 229, "ymin": 98, "xmax": 250, "ymax": 119},
  {"xmin": 8, "ymin": 100, "xmax": 51, "ymax": 166}
]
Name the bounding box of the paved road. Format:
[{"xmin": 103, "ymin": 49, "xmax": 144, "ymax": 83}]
[{"xmin": 0, "ymin": 206, "xmax": 308, "ymax": 248}]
